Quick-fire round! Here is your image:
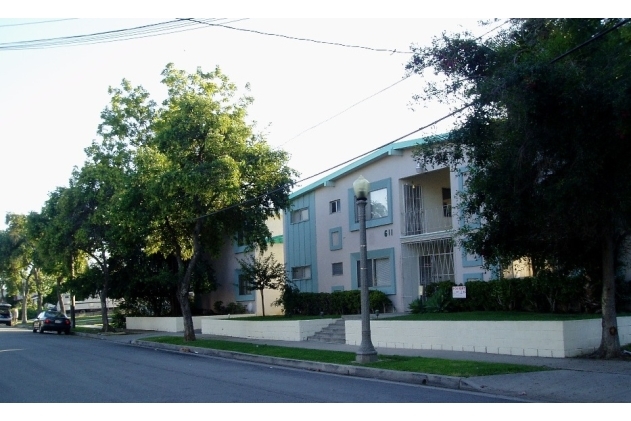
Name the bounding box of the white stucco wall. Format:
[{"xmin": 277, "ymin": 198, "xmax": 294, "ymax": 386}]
[
  {"xmin": 201, "ymin": 318, "xmax": 336, "ymax": 341},
  {"xmin": 345, "ymin": 317, "xmax": 631, "ymax": 358},
  {"xmin": 126, "ymin": 316, "xmax": 208, "ymax": 332}
]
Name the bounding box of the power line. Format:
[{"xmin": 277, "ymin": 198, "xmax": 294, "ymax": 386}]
[
  {"xmin": 277, "ymin": 75, "xmax": 412, "ymax": 149},
  {"xmin": 550, "ymin": 18, "xmax": 631, "ymax": 64},
  {"xmin": 0, "ymin": 18, "xmax": 78, "ymax": 28},
  {"xmin": 0, "ymin": 19, "xmax": 227, "ymax": 51},
  {"xmin": 191, "ymin": 19, "xmax": 631, "ymax": 223},
  {"xmin": 473, "ymin": 19, "xmax": 509, "ymax": 40},
  {"xmin": 189, "ymin": 102, "xmax": 470, "ymax": 223},
  {"xmin": 181, "ymin": 18, "xmax": 411, "ymax": 54},
  {"xmin": 279, "ymin": 20, "xmax": 510, "ymax": 150}
]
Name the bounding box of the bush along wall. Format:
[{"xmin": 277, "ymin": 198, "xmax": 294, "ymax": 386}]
[
  {"xmin": 275, "ymin": 287, "xmax": 392, "ymax": 317},
  {"xmin": 410, "ymin": 271, "xmax": 625, "ymax": 314}
]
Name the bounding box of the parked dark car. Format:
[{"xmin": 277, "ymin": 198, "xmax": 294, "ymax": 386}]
[
  {"xmin": 0, "ymin": 303, "xmax": 12, "ymax": 326},
  {"xmin": 32, "ymin": 310, "xmax": 71, "ymax": 334}
]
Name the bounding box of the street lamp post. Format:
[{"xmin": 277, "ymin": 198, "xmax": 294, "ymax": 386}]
[{"xmin": 353, "ymin": 175, "xmax": 378, "ymax": 363}]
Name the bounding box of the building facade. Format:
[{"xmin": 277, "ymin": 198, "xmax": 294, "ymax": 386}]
[
  {"xmin": 202, "ymin": 215, "xmax": 285, "ymax": 316},
  {"xmin": 283, "ymin": 136, "xmax": 493, "ymax": 312}
]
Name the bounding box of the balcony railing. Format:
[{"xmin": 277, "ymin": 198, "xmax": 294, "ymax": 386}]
[{"xmin": 401, "ymin": 205, "xmax": 453, "ymax": 236}]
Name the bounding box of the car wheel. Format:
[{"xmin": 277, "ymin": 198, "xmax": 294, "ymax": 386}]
[
  {"xmin": 57, "ymin": 330, "xmax": 61, "ymax": 335},
  {"xmin": 65, "ymin": 329, "xmax": 70, "ymax": 335},
  {"xmin": 39, "ymin": 325, "xmax": 44, "ymax": 334},
  {"xmin": 32, "ymin": 325, "xmax": 37, "ymax": 333}
]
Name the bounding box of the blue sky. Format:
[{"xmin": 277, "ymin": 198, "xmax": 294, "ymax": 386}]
[{"xmin": 0, "ymin": 10, "xmax": 497, "ymax": 228}]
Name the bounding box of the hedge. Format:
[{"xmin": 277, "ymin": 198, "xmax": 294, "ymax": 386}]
[{"xmin": 275, "ymin": 286, "xmax": 392, "ymax": 316}]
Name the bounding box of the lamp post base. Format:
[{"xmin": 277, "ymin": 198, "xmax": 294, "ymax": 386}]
[{"xmin": 356, "ymin": 350, "xmax": 378, "ymax": 363}]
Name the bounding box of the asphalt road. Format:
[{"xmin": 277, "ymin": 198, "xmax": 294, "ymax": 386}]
[{"xmin": 0, "ymin": 327, "xmax": 519, "ymax": 403}]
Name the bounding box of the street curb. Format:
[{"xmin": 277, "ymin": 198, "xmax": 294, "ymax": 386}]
[{"xmin": 129, "ymin": 338, "xmax": 482, "ymax": 392}]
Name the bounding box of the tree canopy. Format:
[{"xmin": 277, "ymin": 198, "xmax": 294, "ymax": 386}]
[
  {"xmin": 407, "ymin": 18, "xmax": 631, "ymax": 358},
  {"xmin": 96, "ymin": 64, "xmax": 296, "ymax": 340},
  {"xmin": 1, "ymin": 64, "xmax": 296, "ymax": 339}
]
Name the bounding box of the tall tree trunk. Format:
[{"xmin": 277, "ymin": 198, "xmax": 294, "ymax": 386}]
[
  {"xmin": 597, "ymin": 226, "xmax": 621, "ymax": 358},
  {"xmin": 100, "ymin": 249, "xmax": 110, "ymax": 332},
  {"xmin": 21, "ymin": 276, "xmax": 29, "ymax": 323},
  {"xmin": 70, "ymin": 256, "xmax": 76, "ymax": 327},
  {"xmin": 33, "ymin": 269, "xmax": 43, "ymax": 312},
  {"xmin": 175, "ymin": 220, "xmax": 203, "ymax": 341},
  {"xmin": 176, "ymin": 250, "xmax": 197, "ymax": 341},
  {"xmin": 176, "ymin": 277, "xmax": 195, "ymax": 341},
  {"xmin": 260, "ymin": 289, "xmax": 266, "ymax": 317},
  {"xmin": 56, "ymin": 276, "xmax": 66, "ymax": 314}
]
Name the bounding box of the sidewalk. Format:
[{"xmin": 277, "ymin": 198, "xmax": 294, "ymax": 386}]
[{"xmin": 76, "ymin": 328, "xmax": 631, "ymax": 403}]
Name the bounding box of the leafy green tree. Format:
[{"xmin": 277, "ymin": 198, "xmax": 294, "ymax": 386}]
[
  {"xmin": 59, "ymin": 133, "xmax": 134, "ymax": 331},
  {"xmin": 238, "ymin": 252, "xmax": 288, "ymax": 317},
  {"xmin": 32, "ymin": 188, "xmax": 75, "ymax": 314},
  {"xmin": 0, "ymin": 229, "xmax": 20, "ymax": 303},
  {"xmin": 406, "ymin": 19, "xmax": 631, "ymax": 358},
  {"xmin": 0, "ymin": 214, "xmax": 41, "ymax": 321},
  {"xmin": 98, "ymin": 64, "xmax": 296, "ymax": 340}
]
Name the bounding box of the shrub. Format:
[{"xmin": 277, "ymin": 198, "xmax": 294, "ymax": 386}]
[
  {"xmin": 213, "ymin": 301, "xmax": 248, "ymax": 315},
  {"xmin": 273, "ymin": 284, "xmax": 392, "ymax": 316},
  {"xmin": 419, "ymin": 271, "xmax": 594, "ymax": 314},
  {"xmin": 369, "ymin": 290, "xmax": 393, "ymax": 313},
  {"xmin": 408, "ymin": 298, "xmax": 425, "ymax": 314},
  {"xmin": 225, "ymin": 302, "xmax": 247, "ymax": 314},
  {"xmin": 111, "ymin": 309, "xmax": 126, "ymax": 329},
  {"xmin": 459, "ymin": 280, "xmax": 495, "ymax": 311},
  {"xmin": 425, "ymin": 287, "xmax": 452, "ymax": 313}
]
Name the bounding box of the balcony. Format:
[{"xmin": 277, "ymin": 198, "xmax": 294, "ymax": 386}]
[{"xmin": 401, "ymin": 205, "xmax": 453, "ymax": 237}]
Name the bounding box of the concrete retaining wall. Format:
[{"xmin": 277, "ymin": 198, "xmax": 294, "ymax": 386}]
[
  {"xmin": 126, "ymin": 316, "xmax": 208, "ymax": 332},
  {"xmin": 345, "ymin": 316, "xmax": 631, "ymax": 358},
  {"xmin": 201, "ymin": 318, "xmax": 335, "ymax": 341}
]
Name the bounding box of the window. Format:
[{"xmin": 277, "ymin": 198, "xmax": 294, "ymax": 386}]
[
  {"xmin": 329, "ymin": 227, "xmax": 342, "ymax": 250},
  {"xmin": 330, "ymin": 199, "xmax": 340, "ymax": 214},
  {"xmin": 291, "ymin": 207, "xmax": 309, "ymax": 224},
  {"xmin": 457, "ymin": 167, "xmax": 481, "ymax": 229},
  {"xmin": 462, "ymin": 248, "xmax": 483, "ymax": 267},
  {"xmin": 442, "ymin": 188, "xmax": 452, "ymax": 217},
  {"xmin": 238, "ymin": 274, "xmax": 252, "ymax": 296},
  {"xmin": 332, "ymin": 262, "xmax": 343, "ymax": 276},
  {"xmin": 357, "ymin": 257, "xmax": 392, "ymax": 288},
  {"xmin": 349, "ymin": 178, "xmax": 393, "ymax": 231},
  {"xmin": 369, "ymin": 188, "xmax": 389, "ymax": 219},
  {"xmin": 236, "ymin": 231, "xmax": 247, "ymax": 247},
  {"xmin": 351, "ymin": 247, "xmax": 396, "ymax": 294},
  {"xmin": 355, "ymin": 188, "xmax": 389, "ymax": 222},
  {"xmin": 292, "ymin": 266, "xmax": 311, "ymax": 280}
]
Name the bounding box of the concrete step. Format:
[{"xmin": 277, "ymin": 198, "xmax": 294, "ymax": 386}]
[{"xmin": 307, "ymin": 318, "xmax": 346, "ymax": 344}]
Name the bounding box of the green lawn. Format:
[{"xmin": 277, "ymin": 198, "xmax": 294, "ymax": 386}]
[
  {"xmin": 143, "ymin": 336, "xmax": 549, "ymax": 378},
  {"xmin": 384, "ymin": 311, "xmax": 624, "ymax": 321},
  {"xmin": 227, "ymin": 315, "xmax": 342, "ymax": 321},
  {"xmin": 72, "ymin": 313, "xmax": 113, "ymax": 332},
  {"xmin": 73, "ymin": 312, "xmax": 113, "ymax": 325}
]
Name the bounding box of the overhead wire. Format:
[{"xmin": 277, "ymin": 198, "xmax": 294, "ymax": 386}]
[
  {"xmin": 189, "ymin": 18, "xmax": 631, "ymax": 222},
  {"xmin": 279, "ymin": 19, "xmax": 512, "ymax": 149},
  {"xmin": 188, "ymin": 102, "xmax": 471, "ymax": 223},
  {"xmin": 0, "ymin": 18, "xmax": 229, "ymax": 50},
  {"xmin": 276, "ymin": 75, "xmax": 413, "ymax": 149},
  {"xmin": 549, "ymin": 18, "xmax": 630, "ymax": 64},
  {"xmin": 0, "ymin": 18, "xmax": 78, "ymax": 28},
  {"xmin": 180, "ymin": 18, "xmax": 411, "ymax": 54},
  {"xmin": 275, "ymin": 19, "xmax": 510, "ymax": 150}
]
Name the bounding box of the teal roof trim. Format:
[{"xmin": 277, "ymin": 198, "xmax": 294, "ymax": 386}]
[{"xmin": 290, "ymin": 134, "xmax": 447, "ymax": 199}]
